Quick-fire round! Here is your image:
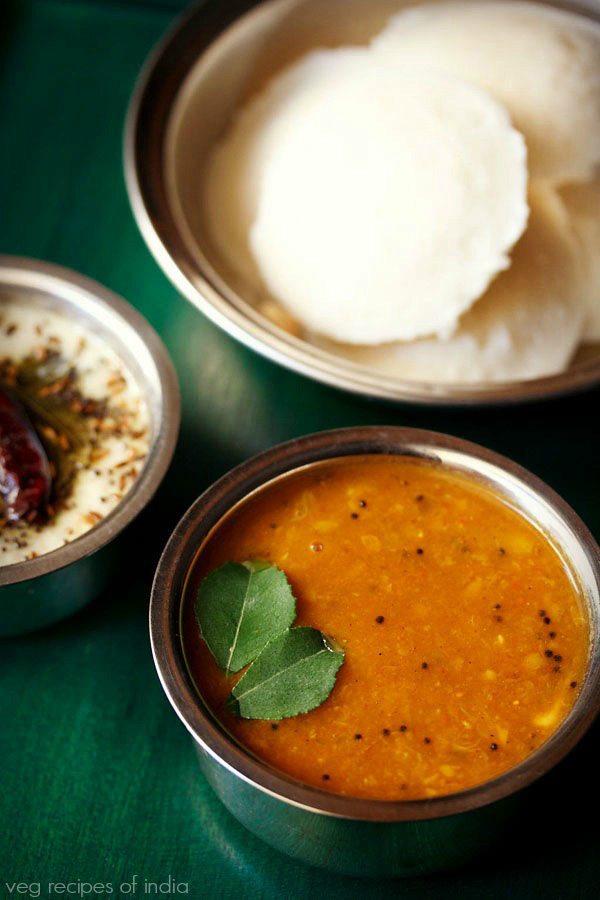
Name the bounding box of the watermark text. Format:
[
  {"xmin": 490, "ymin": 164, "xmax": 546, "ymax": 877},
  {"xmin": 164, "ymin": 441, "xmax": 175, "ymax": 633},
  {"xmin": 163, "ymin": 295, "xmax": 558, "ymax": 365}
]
[{"xmin": 4, "ymin": 877, "xmax": 189, "ymax": 897}]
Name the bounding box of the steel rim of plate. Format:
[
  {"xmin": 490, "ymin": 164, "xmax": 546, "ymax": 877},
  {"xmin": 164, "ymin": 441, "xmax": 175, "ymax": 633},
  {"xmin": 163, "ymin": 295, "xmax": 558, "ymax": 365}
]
[
  {"xmin": 150, "ymin": 426, "xmax": 600, "ymax": 822},
  {"xmin": 124, "ymin": 0, "xmax": 600, "ymax": 406},
  {"xmin": 0, "ymin": 256, "xmax": 181, "ymax": 587}
]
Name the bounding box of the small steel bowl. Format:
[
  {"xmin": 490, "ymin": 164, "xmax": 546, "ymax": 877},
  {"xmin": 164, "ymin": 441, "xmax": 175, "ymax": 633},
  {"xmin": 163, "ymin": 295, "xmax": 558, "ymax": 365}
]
[
  {"xmin": 125, "ymin": 0, "xmax": 600, "ymax": 406},
  {"xmin": 150, "ymin": 426, "xmax": 600, "ymax": 877},
  {"xmin": 0, "ymin": 257, "xmax": 180, "ymax": 637}
]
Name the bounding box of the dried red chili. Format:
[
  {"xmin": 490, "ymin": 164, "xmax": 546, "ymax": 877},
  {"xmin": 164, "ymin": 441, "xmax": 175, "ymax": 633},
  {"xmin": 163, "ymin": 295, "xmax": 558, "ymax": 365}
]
[{"xmin": 0, "ymin": 386, "xmax": 51, "ymax": 522}]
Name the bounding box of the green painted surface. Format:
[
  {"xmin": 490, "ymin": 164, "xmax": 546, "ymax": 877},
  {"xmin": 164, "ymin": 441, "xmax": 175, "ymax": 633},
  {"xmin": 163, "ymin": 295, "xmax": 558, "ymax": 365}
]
[{"xmin": 0, "ymin": 1, "xmax": 599, "ymax": 896}]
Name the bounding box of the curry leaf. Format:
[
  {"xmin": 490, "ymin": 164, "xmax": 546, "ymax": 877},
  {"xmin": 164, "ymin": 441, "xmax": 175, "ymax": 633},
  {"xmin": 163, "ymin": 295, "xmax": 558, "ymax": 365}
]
[
  {"xmin": 226, "ymin": 627, "xmax": 345, "ymax": 720},
  {"xmin": 195, "ymin": 560, "xmax": 296, "ymax": 674}
]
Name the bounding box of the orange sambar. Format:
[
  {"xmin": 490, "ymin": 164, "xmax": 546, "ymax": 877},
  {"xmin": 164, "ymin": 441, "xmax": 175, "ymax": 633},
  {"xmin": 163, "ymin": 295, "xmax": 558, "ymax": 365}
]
[{"xmin": 182, "ymin": 456, "xmax": 588, "ymax": 801}]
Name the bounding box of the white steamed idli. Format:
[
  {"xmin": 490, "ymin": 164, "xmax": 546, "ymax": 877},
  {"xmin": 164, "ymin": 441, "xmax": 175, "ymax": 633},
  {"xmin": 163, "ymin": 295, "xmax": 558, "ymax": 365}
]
[
  {"xmin": 314, "ymin": 185, "xmax": 585, "ymax": 383},
  {"xmin": 205, "ymin": 48, "xmax": 528, "ymax": 344},
  {"xmin": 203, "ymin": 53, "xmax": 370, "ymax": 290},
  {"xmin": 372, "ymin": 1, "xmax": 600, "ymax": 184},
  {"xmin": 560, "ymin": 179, "xmax": 600, "ymax": 343}
]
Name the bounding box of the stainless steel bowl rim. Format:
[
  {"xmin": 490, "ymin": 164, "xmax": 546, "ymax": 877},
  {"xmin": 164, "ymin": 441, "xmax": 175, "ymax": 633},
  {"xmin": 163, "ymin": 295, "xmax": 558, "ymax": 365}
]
[
  {"xmin": 0, "ymin": 256, "xmax": 180, "ymax": 587},
  {"xmin": 124, "ymin": 0, "xmax": 600, "ymax": 406},
  {"xmin": 150, "ymin": 425, "xmax": 600, "ymax": 823}
]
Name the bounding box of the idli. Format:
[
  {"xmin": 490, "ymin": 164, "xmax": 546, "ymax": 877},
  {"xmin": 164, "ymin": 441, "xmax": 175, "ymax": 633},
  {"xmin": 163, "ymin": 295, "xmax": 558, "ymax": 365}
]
[
  {"xmin": 204, "ymin": 51, "xmax": 371, "ymax": 289},
  {"xmin": 206, "ymin": 48, "xmax": 528, "ymax": 344},
  {"xmin": 372, "ymin": 1, "xmax": 600, "ymax": 184},
  {"xmin": 314, "ymin": 185, "xmax": 585, "ymax": 383},
  {"xmin": 561, "ymin": 180, "xmax": 600, "ymax": 343}
]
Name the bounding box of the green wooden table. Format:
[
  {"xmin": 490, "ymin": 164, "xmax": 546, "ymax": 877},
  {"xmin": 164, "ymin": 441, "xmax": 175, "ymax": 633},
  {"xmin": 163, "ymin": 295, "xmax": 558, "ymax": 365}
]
[{"xmin": 1, "ymin": 2, "xmax": 599, "ymax": 896}]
